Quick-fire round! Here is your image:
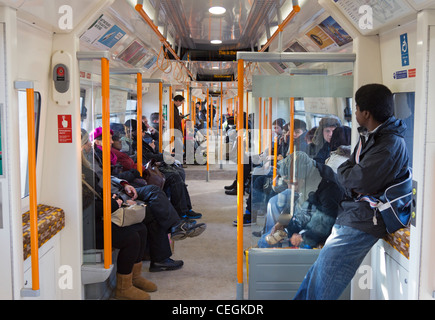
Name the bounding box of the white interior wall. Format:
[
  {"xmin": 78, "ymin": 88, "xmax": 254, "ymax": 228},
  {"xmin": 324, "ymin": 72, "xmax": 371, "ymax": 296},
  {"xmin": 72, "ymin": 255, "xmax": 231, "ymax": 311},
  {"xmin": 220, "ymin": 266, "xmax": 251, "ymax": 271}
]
[
  {"xmin": 142, "ymin": 83, "xmax": 161, "ymax": 120},
  {"xmin": 380, "ymin": 21, "xmax": 417, "ymax": 93}
]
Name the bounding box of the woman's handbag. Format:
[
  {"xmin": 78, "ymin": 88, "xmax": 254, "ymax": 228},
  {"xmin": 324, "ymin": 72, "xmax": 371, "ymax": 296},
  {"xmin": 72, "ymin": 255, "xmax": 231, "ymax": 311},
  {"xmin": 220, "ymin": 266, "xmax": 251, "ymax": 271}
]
[
  {"xmin": 82, "ymin": 177, "xmax": 146, "ymax": 227},
  {"xmin": 143, "ymin": 159, "xmax": 165, "ymax": 189},
  {"xmin": 111, "ymin": 201, "xmax": 146, "ymax": 227}
]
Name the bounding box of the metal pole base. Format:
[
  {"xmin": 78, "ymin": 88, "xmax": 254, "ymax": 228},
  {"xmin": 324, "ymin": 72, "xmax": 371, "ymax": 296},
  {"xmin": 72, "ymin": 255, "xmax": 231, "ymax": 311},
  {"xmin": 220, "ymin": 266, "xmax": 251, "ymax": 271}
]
[{"xmin": 236, "ymin": 283, "xmax": 244, "ymax": 300}]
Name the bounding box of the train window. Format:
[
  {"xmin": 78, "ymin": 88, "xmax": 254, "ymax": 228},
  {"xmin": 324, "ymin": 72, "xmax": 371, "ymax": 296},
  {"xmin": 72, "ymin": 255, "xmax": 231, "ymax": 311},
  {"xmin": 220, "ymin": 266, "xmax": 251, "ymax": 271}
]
[
  {"xmin": 393, "ymin": 92, "xmax": 415, "ymax": 167},
  {"xmin": 18, "ymin": 90, "xmax": 41, "ymax": 198},
  {"xmin": 80, "ymin": 88, "xmax": 87, "ymax": 124}
]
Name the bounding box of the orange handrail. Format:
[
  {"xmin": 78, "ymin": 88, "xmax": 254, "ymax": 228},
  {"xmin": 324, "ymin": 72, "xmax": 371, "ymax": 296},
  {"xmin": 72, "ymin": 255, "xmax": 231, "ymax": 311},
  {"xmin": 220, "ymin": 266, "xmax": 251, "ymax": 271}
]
[
  {"xmin": 258, "ymin": 97, "xmax": 262, "ymax": 154},
  {"xmin": 159, "ymin": 82, "xmax": 163, "ymax": 153},
  {"xmin": 206, "ymin": 88, "xmax": 210, "ymax": 174},
  {"xmin": 289, "ymin": 98, "xmax": 295, "ymax": 155},
  {"xmin": 137, "ymin": 73, "xmax": 143, "ymax": 175},
  {"xmin": 26, "ymin": 87, "xmax": 39, "ymax": 291},
  {"xmin": 219, "ymin": 83, "xmax": 223, "ymax": 163},
  {"xmin": 237, "ymin": 59, "xmax": 245, "ymax": 297},
  {"xmin": 245, "ymin": 91, "xmax": 249, "ymax": 152},
  {"xmin": 101, "ymin": 57, "xmax": 112, "ymax": 269},
  {"xmin": 272, "ymin": 136, "xmax": 278, "ymax": 187},
  {"xmin": 259, "ymin": 5, "xmax": 300, "ymax": 52},
  {"xmin": 169, "ymin": 86, "xmax": 174, "ymax": 146},
  {"xmin": 263, "ymin": 101, "xmax": 267, "ymax": 154},
  {"xmin": 186, "ymin": 84, "xmax": 190, "ymax": 121},
  {"xmin": 269, "ymin": 97, "xmax": 272, "ymax": 156}
]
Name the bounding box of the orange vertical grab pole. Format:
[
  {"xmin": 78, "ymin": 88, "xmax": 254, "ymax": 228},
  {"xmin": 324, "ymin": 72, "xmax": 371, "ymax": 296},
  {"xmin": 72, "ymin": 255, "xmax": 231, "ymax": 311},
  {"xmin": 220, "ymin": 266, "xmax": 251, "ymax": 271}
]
[
  {"xmin": 237, "ymin": 59, "xmax": 245, "ymax": 298},
  {"xmin": 136, "ymin": 73, "xmax": 143, "ymax": 175},
  {"xmin": 101, "ymin": 58, "xmax": 112, "ymax": 269},
  {"xmin": 26, "ymin": 87, "xmax": 39, "ymax": 290}
]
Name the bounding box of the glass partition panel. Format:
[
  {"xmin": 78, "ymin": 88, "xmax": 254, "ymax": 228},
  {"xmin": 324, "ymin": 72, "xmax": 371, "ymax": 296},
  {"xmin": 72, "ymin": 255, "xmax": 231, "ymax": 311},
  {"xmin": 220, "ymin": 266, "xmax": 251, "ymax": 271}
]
[
  {"xmin": 249, "ymin": 61, "xmax": 354, "ymax": 250},
  {"xmin": 79, "ymin": 59, "xmax": 138, "ymax": 266},
  {"xmin": 80, "ymin": 59, "xmax": 101, "ymax": 265}
]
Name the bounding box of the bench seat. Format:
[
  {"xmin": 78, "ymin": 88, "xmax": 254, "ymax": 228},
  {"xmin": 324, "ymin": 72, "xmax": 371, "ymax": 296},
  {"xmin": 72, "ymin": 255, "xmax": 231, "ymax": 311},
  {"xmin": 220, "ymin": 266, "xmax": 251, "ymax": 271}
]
[{"xmin": 22, "ymin": 204, "xmax": 65, "ymax": 260}]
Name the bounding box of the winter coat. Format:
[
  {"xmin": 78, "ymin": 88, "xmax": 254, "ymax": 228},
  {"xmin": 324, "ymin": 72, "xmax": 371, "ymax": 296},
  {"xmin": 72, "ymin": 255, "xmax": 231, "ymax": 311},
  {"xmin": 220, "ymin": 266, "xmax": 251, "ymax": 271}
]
[{"xmin": 336, "ymin": 116, "xmax": 410, "ymax": 238}]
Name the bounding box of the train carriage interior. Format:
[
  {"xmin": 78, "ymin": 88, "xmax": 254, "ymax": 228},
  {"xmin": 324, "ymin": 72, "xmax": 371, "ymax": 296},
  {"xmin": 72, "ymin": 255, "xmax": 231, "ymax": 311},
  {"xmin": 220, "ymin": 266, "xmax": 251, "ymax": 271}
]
[{"xmin": 0, "ymin": 0, "xmax": 435, "ymax": 302}]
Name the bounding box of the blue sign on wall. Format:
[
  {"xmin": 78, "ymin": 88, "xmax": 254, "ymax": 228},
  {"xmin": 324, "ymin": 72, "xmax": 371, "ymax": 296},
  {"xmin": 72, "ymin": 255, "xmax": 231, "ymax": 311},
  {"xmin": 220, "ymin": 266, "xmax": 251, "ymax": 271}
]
[{"xmin": 400, "ymin": 33, "xmax": 409, "ymax": 67}]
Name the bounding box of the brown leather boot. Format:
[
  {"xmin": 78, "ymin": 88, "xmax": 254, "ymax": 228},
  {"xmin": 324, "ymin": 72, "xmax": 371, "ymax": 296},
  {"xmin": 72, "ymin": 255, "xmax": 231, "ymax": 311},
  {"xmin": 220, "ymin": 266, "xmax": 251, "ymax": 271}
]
[
  {"xmin": 115, "ymin": 272, "xmax": 151, "ymax": 300},
  {"xmin": 132, "ymin": 262, "xmax": 157, "ymax": 292}
]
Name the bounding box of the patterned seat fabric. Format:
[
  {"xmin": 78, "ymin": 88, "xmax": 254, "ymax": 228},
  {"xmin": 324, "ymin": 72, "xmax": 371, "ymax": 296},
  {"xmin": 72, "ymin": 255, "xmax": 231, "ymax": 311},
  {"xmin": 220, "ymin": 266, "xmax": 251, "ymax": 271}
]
[
  {"xmin": 22, "ymin": 204, "xmax": 65, "ymax": 260},
  {"xmin": 383, "ymin": 227, "xmax": 410, "ymax": 259}
]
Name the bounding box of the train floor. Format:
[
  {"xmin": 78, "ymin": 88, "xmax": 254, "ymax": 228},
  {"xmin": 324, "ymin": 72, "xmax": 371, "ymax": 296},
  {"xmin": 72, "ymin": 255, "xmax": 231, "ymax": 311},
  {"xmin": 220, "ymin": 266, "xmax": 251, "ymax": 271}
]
[{"xmin": 139, "ymin": 163, "xmax": 252, "ymax": 300}]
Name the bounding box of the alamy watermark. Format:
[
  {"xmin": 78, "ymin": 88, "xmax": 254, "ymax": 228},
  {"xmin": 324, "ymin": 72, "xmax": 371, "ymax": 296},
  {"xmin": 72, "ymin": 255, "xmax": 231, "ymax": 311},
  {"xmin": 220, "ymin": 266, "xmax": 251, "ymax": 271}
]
[
  {"xmin": 359, "ymin": 5, "xmax": 374, "ymax": 30},
  {"xmin": 58, "ymin": 5, "xmax": 73, "ymax": 30}
]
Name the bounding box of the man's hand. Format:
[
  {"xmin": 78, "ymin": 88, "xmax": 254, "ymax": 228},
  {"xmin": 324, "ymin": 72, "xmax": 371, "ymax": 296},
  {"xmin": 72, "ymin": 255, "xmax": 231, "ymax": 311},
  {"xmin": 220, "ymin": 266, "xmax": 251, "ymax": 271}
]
[
  {"xmin": 124, "ymin": 184, "xmax": 138, "ymax": 200},
  {"xmin": 290, "ymin": 234, "xmax": 303, "ymax": 247}
]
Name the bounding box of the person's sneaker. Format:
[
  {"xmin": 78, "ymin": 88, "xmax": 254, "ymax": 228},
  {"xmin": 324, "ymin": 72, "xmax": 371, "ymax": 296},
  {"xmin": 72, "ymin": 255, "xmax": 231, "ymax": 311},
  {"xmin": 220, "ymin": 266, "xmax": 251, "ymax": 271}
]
[
  {"xmin": 186, "ymin": 222, "xmax": 206, "ymax": 238},
  {"xmin": 171, "ymin": 219, "xmax": 206, "ymax": 240},
  {"xmin": 232, "ymin": 214, "xmax": 252, "ymax": 227},
  {"xmin": 182, "ymin": 209, "xmax": 202, "ymax": 219},
  {"xmin": 149, "ymin": 258, "xmax": 184, "ymax": 272}
]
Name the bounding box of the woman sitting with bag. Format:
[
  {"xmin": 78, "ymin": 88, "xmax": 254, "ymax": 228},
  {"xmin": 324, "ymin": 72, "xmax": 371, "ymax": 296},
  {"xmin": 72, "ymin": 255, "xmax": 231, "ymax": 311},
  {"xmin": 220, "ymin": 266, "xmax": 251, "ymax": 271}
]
[{"xmin": 81, "ymin": 131, "xmax": 157, "ymax": 300}]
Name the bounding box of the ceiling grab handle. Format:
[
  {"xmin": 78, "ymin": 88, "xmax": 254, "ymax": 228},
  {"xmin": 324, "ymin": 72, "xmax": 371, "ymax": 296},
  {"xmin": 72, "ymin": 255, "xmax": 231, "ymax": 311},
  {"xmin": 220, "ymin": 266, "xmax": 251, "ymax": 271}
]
[
  {"xmin": 15, "ymin": 81, "xmax": 40, "ymax": 297},
  {"xmin": 135, "ymin": 3, "xmax": 195, "ymax": 80}
]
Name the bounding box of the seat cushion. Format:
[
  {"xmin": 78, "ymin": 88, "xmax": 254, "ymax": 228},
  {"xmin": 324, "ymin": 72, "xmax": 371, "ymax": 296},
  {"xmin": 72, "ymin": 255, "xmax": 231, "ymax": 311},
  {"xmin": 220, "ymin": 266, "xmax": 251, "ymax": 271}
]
[
  {"xmin": 383, "ymin": 227, "xmax": 410, "ymax": 259},
  {"xmin": 22, "ymin": 204, "xmax": 65, "ymax": 260}
]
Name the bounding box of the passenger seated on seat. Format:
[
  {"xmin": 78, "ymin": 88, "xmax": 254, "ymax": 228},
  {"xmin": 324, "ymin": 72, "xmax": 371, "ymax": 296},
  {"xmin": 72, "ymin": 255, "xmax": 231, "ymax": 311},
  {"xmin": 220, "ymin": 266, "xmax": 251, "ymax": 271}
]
[
  {"xmin": 143, "ymin": 115, "xmax": 159, "ymax": 144},
  {"xmin": 325, "ymin": 126, "xmax": 352, "ymax": 173},
  {"xmin": 81, "ymin": 131, "xmax": 155, "ymax": 300},
  {"xmin": 111, "ymin": 132, "xmax": 143, "ymax": 174},
  {"xmin": 305, "ymin": 126, "xmax": 317, "ymax": 145},
  {"xmin": 257, "ymin": 152, "xmax": 322, "ymax": 248},
  {"xmin": 307, "ymin": 117, "xmax": 341, "ymax": 162},
  {"xmin": 258, "ymin": 128, "xmax": 352, "ymax": 248},
  {"xmin": 122, "ymin": 121, "xmax": 202, "ymax": 220},
  {"xmin": 272, "ymin": 118, "xmax": 286, "ymax": 155},
  {"xmin": 279, "ymin": 120, "xmax": 309, "ymax": 157},
  {"xmin": 240, "ymin": 119, "xmax": 308, "ymax": 227},
  {"xmin": 225, "ymin": 113, "xmax": 252, "ymax": 197},
  {"xmin": 84, "ymin": 128, "xmax": 206, "ymax": 273},
  {"xmin": 238, "ymin": 117, "xmax": 286, "ymax": 217}
]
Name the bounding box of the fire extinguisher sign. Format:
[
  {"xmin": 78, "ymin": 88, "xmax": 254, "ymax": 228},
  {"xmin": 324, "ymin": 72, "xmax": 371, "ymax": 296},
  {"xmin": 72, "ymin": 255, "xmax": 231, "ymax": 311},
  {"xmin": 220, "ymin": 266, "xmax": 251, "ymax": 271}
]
[{"xmin": 58, "ymin": 114, "xmax": 72, "ymax": 143}]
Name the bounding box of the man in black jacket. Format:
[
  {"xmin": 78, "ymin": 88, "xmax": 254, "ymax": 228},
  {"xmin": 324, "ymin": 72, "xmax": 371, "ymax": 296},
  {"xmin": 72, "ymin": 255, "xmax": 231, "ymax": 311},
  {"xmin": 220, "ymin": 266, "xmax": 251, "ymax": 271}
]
[{"xmin": 294, "ymin": 83, "xmax": 410, "ymax": 300}]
